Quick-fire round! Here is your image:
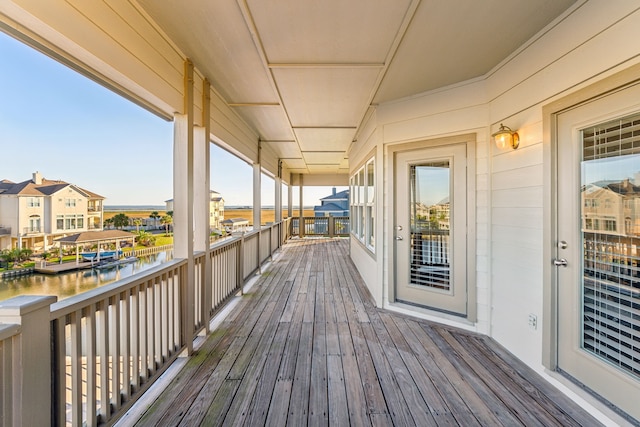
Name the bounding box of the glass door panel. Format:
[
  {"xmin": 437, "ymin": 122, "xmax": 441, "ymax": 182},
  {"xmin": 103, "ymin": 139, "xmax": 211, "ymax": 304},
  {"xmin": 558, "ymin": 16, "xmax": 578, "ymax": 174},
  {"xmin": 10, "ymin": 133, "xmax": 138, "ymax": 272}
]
[{"xmin": 410, "ymin": 162, "xmax": 451, "ymax": 291}]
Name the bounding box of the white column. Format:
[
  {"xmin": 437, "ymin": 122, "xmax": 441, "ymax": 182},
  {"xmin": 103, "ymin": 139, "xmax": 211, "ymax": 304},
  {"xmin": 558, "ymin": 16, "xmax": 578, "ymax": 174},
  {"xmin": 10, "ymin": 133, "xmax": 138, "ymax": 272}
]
[
  {"xmin": 200, "ymin": 79, "xmax": 212, "ymax": 332},
  {"xmin": 299, "ymin": 174, "xmax": 304, "ymax": 237},
  {"xmin": 194, "ymin": 126, "xmax": 209, "ymax": 250},
  {"xmin": 253, "ymin": 163, "xmax": 261, "ymax": 229},
  {"xmin": 174, "ymin": 110, "xmax": 194, "ymax": 354},
  {"xmin": 275, "ymin": 176, "xmax": 282, "ymax": 223},
  {"xmin": 173, "ymin": 115, "xmax": 194, "ymax": 258},
  {"xmin": 288, "ymin": 183, "xmax": 293, "ymax": 218}
]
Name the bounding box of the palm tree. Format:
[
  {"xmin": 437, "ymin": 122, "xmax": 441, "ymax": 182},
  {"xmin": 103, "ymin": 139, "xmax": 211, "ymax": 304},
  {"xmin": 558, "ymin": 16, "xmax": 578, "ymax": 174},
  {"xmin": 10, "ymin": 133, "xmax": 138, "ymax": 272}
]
[
  {"xmin": 112, "ymin": 213, "xmax": 130, "ymax": 229},
  {"xmin": 133, "ymin": 218, "xmax": 143, "ymax": 232},
  {"xmin": 135, "ymin": 230, "xmax": 156, "ymax": 247},
  {"xmin": 149, "ymin": 211, "xmax": 160, "ymax": 229},
  {"xmin": 161, "ymin": 215, "xmax": 173, "ymax": 236},
  {"xmin": 0, "ymin": 248, "xmax": 31, "ymax": 269}
]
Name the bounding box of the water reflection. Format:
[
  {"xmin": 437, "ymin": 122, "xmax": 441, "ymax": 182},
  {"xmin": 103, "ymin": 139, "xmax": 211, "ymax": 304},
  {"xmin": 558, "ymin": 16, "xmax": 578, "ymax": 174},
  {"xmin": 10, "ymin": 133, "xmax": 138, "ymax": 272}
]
[{"xmin": 0, "ymin": 251, "xmax": 172, "ymax": 301}]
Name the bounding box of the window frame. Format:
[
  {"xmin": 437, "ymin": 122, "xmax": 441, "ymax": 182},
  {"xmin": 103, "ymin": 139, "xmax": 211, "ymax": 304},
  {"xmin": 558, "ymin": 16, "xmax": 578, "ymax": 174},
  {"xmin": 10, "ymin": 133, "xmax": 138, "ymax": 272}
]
[{"xmin": 350, "ymin": 155, "xmax": 376, "ymax": 253}]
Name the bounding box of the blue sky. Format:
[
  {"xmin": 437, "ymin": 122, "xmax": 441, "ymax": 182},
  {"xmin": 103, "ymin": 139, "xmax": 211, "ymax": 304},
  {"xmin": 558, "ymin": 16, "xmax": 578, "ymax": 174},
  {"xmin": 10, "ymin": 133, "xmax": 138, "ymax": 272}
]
[{"xmin": 0, "ymin": 32, "xmax": 340, "ymax": 207}]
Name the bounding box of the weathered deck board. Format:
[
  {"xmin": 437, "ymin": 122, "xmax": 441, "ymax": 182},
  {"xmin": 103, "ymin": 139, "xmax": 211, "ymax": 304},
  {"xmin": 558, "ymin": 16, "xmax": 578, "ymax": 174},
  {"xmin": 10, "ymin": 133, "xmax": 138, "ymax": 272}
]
[{"xmin": 133, "ymin": 238, "xmax": 602, "ymax": 427}]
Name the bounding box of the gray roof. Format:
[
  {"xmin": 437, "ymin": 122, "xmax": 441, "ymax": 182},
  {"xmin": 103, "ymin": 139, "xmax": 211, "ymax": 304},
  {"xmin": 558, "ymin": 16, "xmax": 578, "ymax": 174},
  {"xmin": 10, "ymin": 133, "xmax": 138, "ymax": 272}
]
[
  {"xmin": 314, "ymin": 202, "xmax": 347, "ymax": 212},
  {"xmin": 0, "ymin": 176, "xmax": 104, "ymax": 199},
  {"xmin": 320, "ymin": 189, "xmax": 349, "ymax": 201},
  {"xmin": 54, "ymin": 230, "xmax": 135, "ymax": 245},
  {"xmin": 588, "ymin": 179, "xmax": 640, "ymax": 195},
  {"xmin": 221, "ymin": 218, "xmax": 249, "ymax": 224}
]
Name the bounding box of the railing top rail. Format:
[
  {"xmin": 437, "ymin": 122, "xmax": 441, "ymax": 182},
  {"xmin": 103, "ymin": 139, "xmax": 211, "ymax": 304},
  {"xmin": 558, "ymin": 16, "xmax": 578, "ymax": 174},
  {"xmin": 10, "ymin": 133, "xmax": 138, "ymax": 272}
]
[
  {"xmin": 210, "ymin": 234, "xmax": 242, "ymax": 250},
  {"xmin": 243, "ymin": 229, "xmax": 260, "ymax": 238},
  {"xmin": 50, "ymin": 258, "xmax": 188, "ymax": 319},
  {"xmin": 0, "ymin": 322, "xmax": 21, "ymax": 341}
]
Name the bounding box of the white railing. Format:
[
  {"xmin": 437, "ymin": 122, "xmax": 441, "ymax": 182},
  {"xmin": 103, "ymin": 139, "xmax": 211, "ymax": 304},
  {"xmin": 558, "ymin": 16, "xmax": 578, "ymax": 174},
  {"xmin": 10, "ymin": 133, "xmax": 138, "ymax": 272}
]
[
  {"xmin": 259, "ymin": 227, "xmax": 271, "ymax": 265},
  {"xmin": 0, "ymin": 219, "xmax": 292, "ymax": 427},
  {"xmin": 242, "ymin": 230, "xmax": 260, "ymax": 280},
  {"xmin": 0, "ymin": 323, "xmax": 21, "ymax": 426},
  {"xmin": 290, "ymin": 216, "xmax": 350, "ymax": 237},
  {"xmin": 49, "ymin": 260, "xmax": 186, "ymax": 426},
  {"xmin": 131, "ymin": 244, "xmax": 174, "ymax": 258}
]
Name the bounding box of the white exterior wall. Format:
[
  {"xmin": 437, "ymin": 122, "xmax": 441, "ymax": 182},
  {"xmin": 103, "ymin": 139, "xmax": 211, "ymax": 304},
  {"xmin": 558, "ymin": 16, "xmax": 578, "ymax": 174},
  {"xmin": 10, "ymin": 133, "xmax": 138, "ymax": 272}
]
[
  {"xmin": 49, "ymin": 188, "xmax": 88, "ymax": 234},
  {"xmin": 348, "ymin": 2, "xmax": 640, "ymax": 371},
  {"xmin": 0, "ymin": 197, "xmax": 18, "ymax": 249},
  {"xmin": 17, "ymin": 195, "xmax": 44, "ymax": 235},
  {"xmin": 349, "ymin": 110, "xmax": 383, "ymax": 302},
  {"xmin": 485, "ymin": 1, "xmax": 640, "ymax": 369}
]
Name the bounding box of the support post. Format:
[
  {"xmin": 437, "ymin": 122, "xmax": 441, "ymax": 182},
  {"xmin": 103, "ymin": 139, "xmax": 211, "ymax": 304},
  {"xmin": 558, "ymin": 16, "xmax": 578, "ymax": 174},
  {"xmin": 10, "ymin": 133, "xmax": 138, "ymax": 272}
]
[
  {"xmin": 253, "ymin": 154, "xmax": 262, "ymax": 230},
  {"xmin": 275, "ymin": 178, "xmax": 282, "ymax": 224},
  {"xmin": 288, "ymin": 182, "xmax": 293, "ymax": 218},
  {"xmin": 299, "ymin": 174, "xmax": 304, "ymax": 238},
  {"xmin": 0, "ymin": 295, "xmax": 57, "ymax": 426},
  {"xmin": 200, "ymin": 79, "xmax": 212, "ymax": 332},
  {"xmin": 174, "ymin": 59, "xmax": 195, "ymax": 354},
  {"xmin": 275, "ymin": 160, "xmax": 282, "ymax": 223},
  {"xmin": 194, "ymin": 125, "xmax": 210, "ymax": 331}
]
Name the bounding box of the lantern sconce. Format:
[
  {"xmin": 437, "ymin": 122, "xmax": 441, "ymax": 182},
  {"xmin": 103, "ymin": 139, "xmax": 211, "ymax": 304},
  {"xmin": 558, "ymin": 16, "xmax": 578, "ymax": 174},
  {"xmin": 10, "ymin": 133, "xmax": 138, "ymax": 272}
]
[{"xmin": 492, "ymin": 123, "xmax": 519, "ymax": 150}]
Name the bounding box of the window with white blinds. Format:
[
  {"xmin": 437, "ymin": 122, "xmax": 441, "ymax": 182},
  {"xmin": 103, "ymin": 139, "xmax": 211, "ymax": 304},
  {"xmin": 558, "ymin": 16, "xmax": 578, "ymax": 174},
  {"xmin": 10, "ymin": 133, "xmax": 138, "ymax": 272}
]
[{"xmin": 581, "ymin": 113, "xmax": 640, "ymax": 379}]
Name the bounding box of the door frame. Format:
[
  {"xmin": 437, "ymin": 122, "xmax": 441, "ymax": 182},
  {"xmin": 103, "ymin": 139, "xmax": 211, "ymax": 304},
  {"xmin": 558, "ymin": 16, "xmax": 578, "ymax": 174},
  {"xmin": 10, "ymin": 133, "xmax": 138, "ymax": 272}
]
[
  {"xmin": 543, "ymin": 63, "xmax": 640, "ymax": 372},
  {"xmin": 386, "ymin": 134, "xmax": 476, "ymax": 322}
]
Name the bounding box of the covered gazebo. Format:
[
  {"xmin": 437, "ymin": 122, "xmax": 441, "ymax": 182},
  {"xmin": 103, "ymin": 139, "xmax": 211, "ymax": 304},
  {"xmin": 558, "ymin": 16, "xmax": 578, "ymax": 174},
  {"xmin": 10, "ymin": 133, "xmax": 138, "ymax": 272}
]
[{"xmin": 54, "ymin": 230, "xmax": 136, "ymax": 265}]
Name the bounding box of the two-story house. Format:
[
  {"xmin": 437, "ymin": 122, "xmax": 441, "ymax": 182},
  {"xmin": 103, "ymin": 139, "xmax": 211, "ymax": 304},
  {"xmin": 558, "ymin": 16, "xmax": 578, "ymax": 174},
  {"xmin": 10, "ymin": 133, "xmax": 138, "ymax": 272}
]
[
  {"xmin": 166, "ymin": 190, "xmax": 225, "ymax": 231},
  {"xmin": 313, "ymin": 187, "xmax": 349, "ymax": 217},
  {"xmin": 0, "ymin": 171, "xmax": 104, "ymax": 251}
]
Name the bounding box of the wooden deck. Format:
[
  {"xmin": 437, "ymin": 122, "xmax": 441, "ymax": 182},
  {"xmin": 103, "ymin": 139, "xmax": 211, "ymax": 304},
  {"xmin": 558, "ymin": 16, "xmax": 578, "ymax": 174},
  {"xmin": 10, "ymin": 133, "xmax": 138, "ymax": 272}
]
[
  {"xmin": 133, "ymin": 238, "xmax": 600, "ymax": 426},
  {"xmin": 34, "ymin": 260, "xmax": 94, "ymax": 274}
]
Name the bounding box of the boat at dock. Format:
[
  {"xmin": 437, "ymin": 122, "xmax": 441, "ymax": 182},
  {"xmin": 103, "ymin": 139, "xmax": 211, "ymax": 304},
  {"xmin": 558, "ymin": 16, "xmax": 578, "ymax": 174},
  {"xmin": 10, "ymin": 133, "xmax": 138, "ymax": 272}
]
[{"xmin": 79, "ymin": 249, "xmax": 123, "ymax": 262}]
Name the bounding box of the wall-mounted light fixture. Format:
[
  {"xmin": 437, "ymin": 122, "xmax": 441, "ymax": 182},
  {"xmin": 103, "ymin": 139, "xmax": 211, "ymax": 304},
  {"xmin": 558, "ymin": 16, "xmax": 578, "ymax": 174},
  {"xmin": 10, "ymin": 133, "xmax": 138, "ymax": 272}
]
[{"xmin": 492, "ymin": 123, "xmax": 519, "ymax": 150}]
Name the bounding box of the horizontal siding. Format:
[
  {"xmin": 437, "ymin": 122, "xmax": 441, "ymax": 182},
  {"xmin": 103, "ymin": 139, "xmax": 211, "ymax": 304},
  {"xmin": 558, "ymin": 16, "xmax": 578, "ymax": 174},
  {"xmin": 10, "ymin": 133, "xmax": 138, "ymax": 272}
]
[
  {"xmin": 491, "ymin": 164, "xmax": 543, "ymax": 190},
  {"xmin": 383, "ymin": 104, "xmax": 487, "ymax": 144},
  {"xmin": 490, "ymin": 4, "xmax": 640, "ymax": 121},
  {"xmin": 493, "ymin": 187, "xmax": 543, "ymax": 208}
]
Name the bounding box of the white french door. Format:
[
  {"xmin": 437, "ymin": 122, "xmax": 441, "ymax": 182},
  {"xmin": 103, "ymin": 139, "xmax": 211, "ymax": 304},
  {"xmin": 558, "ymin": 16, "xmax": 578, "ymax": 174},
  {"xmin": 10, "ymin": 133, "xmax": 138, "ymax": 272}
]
[
  {"xmin": 556, "ymin": 83, "xmax": 640, "ymax": 420},
  {"xmin": 395, "ymin": 144, "xmax": 467, "ymax": 316}
]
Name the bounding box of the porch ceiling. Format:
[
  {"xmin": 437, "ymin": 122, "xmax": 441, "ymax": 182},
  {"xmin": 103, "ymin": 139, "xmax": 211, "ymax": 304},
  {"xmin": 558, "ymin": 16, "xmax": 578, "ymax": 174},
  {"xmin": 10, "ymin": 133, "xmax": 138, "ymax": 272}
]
[{"xmin": 138, "ymin": 0, "xmax": 576, "ymax": 175}]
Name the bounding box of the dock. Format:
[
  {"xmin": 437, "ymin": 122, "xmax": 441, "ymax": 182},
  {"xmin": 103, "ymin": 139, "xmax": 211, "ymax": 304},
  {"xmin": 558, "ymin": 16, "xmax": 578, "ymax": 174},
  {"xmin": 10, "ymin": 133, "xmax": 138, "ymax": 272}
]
[{"xmin": 34, "ymin": 261, "xmax": 95, "ymax": 275}]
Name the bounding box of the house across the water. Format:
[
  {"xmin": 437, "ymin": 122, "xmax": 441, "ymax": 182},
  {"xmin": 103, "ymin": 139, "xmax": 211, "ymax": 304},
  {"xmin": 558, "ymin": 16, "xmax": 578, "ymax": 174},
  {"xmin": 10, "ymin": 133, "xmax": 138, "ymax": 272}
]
[
  {"xmin": 0, "ymin": 171, "xmax": 104, "ymax": 252},
  {"xmin": 313, "ymin": 187, "xmax": 349, "ymax": 217}
]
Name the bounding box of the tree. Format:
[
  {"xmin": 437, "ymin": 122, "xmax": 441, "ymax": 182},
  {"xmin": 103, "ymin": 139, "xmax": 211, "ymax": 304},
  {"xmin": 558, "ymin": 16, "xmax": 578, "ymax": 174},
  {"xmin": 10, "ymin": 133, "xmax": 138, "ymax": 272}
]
[
  {"xmin": 0, "ymin": 249, "xmax": 18, "ymax": 268},
  {"xmin": 135, "ymin": 230, "xmax": 156, "ymax": 247},
  {"xmin": 112, "ymin": 213, "xmax": 130, "ymax": 229},
  {"xmin": 133, "ymin": 218, "xmax": 143, "ymax": 232},
  {"xmin": 103, "ymin": 217, "xmax": 114, "ymax": 229},
  {"xmin": 161, "ymin": 214, "xmax": 173, "ymax": 236},
  {"xmin": 149, "ymin": 211, "xmax": 160, "ymax": 229},
  {"xmin": 0, "ymin": 248, "xmax": 32, "ymax": 268}
]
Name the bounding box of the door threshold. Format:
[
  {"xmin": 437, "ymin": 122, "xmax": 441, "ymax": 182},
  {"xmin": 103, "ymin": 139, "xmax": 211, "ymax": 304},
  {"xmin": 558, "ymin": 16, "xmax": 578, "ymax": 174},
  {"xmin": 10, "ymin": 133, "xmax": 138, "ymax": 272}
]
[
  {"xmin": 387, "ymin": 301, "xmax": 476, "ymax": 332},
  {"xmin": 543, "ymin": 369, "xmax": 639, "ymax": 427}
]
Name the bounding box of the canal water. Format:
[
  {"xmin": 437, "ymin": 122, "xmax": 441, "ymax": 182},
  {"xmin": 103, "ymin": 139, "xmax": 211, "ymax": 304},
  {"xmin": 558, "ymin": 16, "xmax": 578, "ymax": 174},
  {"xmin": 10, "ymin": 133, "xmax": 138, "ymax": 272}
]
[{"xmin": 0, "ymin": 251, "xmax": 173, "ymax": 302}]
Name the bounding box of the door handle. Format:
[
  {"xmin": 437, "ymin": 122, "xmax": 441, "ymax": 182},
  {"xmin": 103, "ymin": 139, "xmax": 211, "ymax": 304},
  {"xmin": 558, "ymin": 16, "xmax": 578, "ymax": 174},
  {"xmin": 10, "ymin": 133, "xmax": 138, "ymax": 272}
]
[
  {"xmin": 553, "ymin": 258, "xmax": 568, "ymax": 267},
  {"xmin": 395, "ymin": 236, "xmax": 403, "ymax": 241}
]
